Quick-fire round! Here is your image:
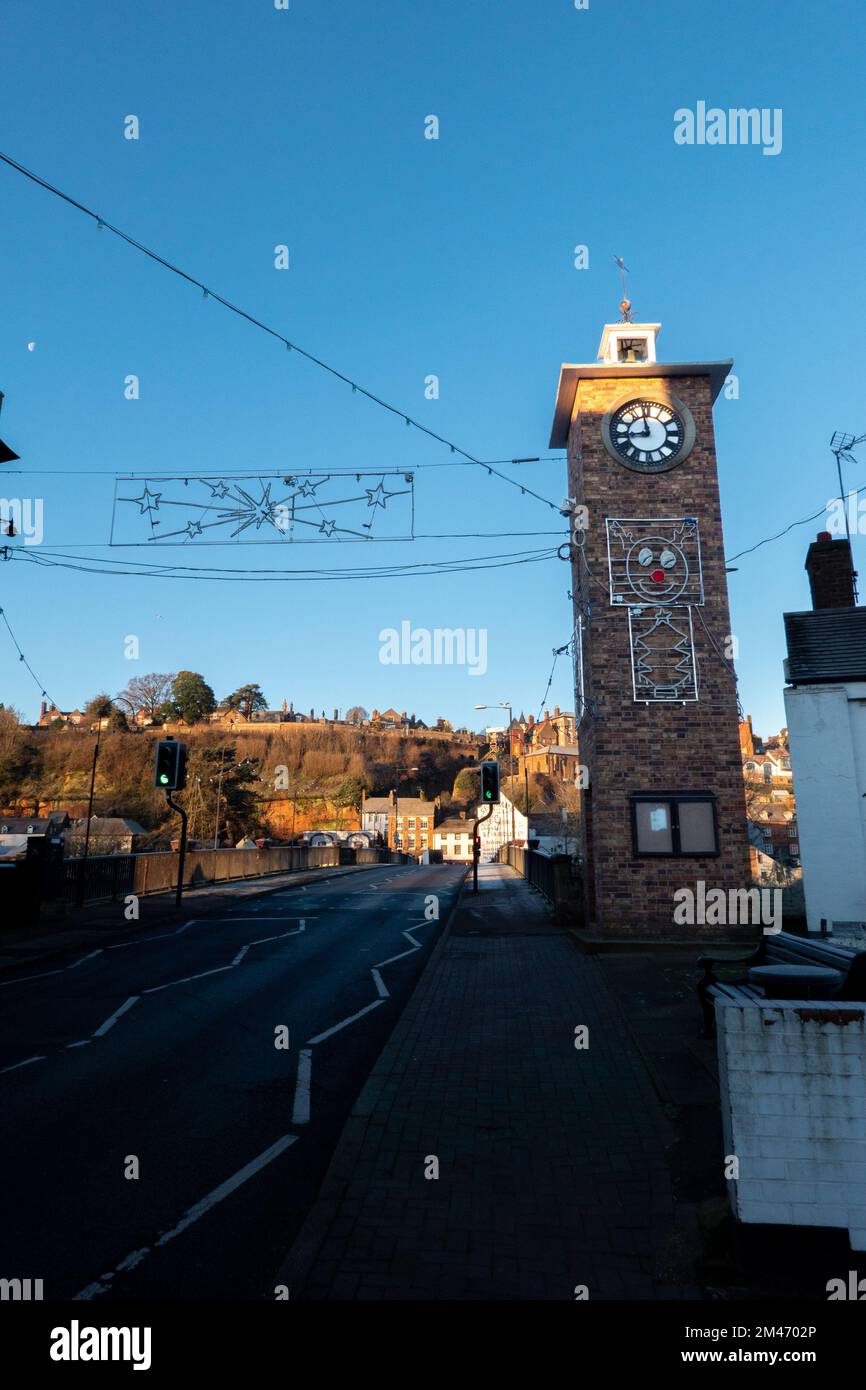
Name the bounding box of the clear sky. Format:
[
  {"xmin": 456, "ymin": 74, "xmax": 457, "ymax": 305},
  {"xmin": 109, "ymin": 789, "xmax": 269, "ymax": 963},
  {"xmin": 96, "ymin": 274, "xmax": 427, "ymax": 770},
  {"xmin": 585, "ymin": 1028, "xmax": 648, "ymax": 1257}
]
[{"xmin": 1, "ymin": 0, "xmax": 864, "ymax": 736}]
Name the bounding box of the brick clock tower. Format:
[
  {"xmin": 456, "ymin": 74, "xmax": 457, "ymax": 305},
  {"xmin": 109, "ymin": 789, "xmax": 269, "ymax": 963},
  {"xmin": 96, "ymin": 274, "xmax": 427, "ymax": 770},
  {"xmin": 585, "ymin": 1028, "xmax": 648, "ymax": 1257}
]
[{"xmin": 549, "ymin": 313, "xmax": 750, "ymax": 935}]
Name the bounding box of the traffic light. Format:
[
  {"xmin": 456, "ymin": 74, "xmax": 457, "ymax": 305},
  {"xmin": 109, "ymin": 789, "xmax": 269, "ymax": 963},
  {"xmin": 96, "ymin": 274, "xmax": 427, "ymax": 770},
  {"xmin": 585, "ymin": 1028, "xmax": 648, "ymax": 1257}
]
[
  {"xmin": 153, "ymin": 739, "xmax": 188, "ymax": 791},
  {"xmin": 480, "ymin": 760, "xmax": 500, "ymax": 804}
]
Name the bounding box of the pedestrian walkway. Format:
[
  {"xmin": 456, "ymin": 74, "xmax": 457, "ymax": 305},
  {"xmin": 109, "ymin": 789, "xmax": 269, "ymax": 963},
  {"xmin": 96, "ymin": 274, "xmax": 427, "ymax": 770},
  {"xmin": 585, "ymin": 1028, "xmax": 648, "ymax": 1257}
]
[{"xmin": 282, "ymin": 863, "xmax": 700, "ymax": 1299}]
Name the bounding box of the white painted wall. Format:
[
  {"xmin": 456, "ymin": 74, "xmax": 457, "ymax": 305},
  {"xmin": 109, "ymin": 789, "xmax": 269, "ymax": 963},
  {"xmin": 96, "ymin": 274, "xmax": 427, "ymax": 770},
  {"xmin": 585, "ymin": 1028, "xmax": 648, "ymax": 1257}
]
[
  {"xmin": 477, "ymin": 793, "xmax": 527, "ymax": 862},
  {"xmin": 717, "ymin": 998, "xmax": 866, "ymax": 1250},
  {"xmin": 784, "ymin": 681, "xmax": 866, "ymax": 932}
]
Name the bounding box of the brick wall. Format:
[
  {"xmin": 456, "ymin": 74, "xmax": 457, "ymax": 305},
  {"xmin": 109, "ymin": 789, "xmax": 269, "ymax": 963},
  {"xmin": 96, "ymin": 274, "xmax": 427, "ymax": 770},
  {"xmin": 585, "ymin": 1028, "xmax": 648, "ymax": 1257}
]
[
  {"xmin": 717, "ymin": 999, "xmax": 866, "ymax": 1251},
  {"xmin": 568, "ymin": 372, "xmax": 750, "ymax": 935}
]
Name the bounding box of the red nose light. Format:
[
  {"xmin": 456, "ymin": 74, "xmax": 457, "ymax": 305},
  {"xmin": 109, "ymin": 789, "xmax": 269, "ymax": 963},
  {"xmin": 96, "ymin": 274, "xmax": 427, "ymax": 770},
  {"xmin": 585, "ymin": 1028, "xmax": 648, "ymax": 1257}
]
[{"xmin": 651, "ymin": 569, "xmax": 665, "ymax": 583}]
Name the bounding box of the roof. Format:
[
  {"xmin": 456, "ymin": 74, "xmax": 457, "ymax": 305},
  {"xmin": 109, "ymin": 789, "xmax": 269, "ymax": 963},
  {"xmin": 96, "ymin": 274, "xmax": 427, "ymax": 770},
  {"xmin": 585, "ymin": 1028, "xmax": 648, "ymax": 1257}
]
[
  {"xmin": 0, "ymin": 813, "xmax": 69, "ymax": 835},
  {"xmin": 362, "ymin": 798, "xmax": 391, "ymax": 814},
  {"xmin": 549, "ymin": 360, "xmax": 734, "ymax": 448},
  {"xmin": 69, "ymin": 816, "xmax": 146, "ymax": 835},
  {"xmin": 436, "ymin": 818, "xmax": 472, "ymax": 833},
  {"xmin": 784, "ymin": 607, "xmax": 866, "ymax": 684},
  {"xmin": 393, "ymin": 799, "xmax": 436, "ymax": 816}
]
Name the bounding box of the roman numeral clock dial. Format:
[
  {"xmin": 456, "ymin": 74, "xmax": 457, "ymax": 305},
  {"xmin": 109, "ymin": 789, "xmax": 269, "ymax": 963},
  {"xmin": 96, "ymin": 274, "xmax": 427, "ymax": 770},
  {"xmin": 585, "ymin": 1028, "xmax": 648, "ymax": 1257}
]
[{"xmin": 601, "ymin": 395, "xmax": 696, "ymax": 473}]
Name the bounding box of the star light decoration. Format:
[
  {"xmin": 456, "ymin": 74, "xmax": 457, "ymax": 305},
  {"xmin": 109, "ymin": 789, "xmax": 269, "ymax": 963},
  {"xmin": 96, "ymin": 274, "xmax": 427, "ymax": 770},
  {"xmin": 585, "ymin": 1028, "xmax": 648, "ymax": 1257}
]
[{"xmin": 112, "ymin": 472, "xmax": 415, "ymax": 545}]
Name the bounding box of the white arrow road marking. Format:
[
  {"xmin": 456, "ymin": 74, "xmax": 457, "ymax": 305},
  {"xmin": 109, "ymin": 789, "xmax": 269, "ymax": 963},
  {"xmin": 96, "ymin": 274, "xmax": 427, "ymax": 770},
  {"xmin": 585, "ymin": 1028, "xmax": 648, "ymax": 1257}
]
[
  {"xmin": 74, "ymin": 1134, "xmax": 299, "ymax": 1300},
  {"xmin": 292, "ymin": 1049, "xmax": 313, "ymax": 1125}
]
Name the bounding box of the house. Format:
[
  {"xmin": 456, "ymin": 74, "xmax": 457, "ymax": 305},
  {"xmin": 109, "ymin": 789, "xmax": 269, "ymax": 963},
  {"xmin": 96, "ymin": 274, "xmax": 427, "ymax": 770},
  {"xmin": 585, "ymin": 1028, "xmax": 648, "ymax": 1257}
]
[
  {"xmin": 433, "ymin": 815, "xmax": 474, "ymax": 863},
  {"xmin": 0, "ymin": 812, "xmax": 71, "ymax": 858},
  {"xmin": 360, "ymin": 790, "xmax": 436, "ymax": 854},
  {"xmin": 65, "ymin": 816, "xmax": 147, "ymax": 855},
  {"xmin": 783, "ymin": 532, "xmax": 866, "ymax": 933},
  {"xmin": 37, "ymin": 702, "xmax": 84, "ymax": 728},
  {"xmin": 477, "ymin": 792, "xmax": 528, "ymax": 863}
]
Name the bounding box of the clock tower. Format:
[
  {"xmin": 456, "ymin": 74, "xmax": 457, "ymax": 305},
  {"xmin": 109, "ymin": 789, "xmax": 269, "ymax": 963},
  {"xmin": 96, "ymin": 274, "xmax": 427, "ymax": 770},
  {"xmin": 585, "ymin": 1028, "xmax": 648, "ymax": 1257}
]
[{"xmin": 550, "ymin": 314, "xmax": 750, "ymax": 936}]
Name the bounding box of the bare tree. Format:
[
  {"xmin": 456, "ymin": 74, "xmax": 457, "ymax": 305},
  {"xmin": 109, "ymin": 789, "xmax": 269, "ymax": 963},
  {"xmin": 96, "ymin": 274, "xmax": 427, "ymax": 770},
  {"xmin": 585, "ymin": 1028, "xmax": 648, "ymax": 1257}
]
[{"xmin": 117, "ymin": 673, "xmax": 177, "ymax": 719}]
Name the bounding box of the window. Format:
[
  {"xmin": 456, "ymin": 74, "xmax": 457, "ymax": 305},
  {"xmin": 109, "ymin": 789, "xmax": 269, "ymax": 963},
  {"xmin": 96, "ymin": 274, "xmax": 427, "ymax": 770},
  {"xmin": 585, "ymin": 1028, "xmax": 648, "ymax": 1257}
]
[
  {"xmin": 631, "ymin": 793, "xmax": 718, "ymax": 857},
  {"xmin": 408, "ymin": 818, "xmax": 416, "ymax": 828}
]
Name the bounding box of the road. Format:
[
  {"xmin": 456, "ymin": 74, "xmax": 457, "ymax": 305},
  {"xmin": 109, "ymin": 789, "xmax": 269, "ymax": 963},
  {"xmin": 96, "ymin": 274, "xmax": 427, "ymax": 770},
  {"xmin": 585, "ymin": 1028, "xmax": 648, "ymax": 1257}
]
[{"xmin": 0, "ymin": 861, "xmax": 465, "ymax": 1300}]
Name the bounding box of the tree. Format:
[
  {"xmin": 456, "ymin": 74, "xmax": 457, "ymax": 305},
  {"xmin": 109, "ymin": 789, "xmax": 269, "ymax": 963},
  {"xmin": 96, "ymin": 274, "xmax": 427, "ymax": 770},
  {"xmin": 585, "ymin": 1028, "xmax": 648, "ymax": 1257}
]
[
  {"xmin": 186, "ymin": 744, "xmax": 263, "ymax": 843},
  {"xmin": 117, "ymin": 672, "xmax": 176, "ymax": 719},
  {"xmin": 345, "ymin": 706, "xmax": 368, "ymax": 726},
  {"xmin": 224, "ymin": 684, "xmax": 268, "ymax": 720},
  {"xmin": 336, "ymin": 775, "xmax": 367, "ymax": 808},
  {"xmin": 452, "ymin": 767, "xmax": 480, "ymax": 804},
  {"xmin": 169, "ymin": 671, "xmax": 217, "ymax": 725},
  {"xmin": 83, "ymin": 694, "xmax": 128, "ymax": 731}
]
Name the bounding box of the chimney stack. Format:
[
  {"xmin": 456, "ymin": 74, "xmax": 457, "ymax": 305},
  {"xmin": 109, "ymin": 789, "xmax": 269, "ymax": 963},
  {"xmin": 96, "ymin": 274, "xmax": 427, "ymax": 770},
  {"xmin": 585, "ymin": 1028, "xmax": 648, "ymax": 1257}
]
[{"xmin": 805, "ymin": 532, "xmax": 856, "ymax": 610}]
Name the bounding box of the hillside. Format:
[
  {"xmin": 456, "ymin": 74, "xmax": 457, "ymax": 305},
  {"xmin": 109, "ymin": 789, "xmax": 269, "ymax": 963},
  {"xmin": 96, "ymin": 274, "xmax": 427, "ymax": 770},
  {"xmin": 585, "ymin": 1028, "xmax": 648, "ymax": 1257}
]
[{"xmin": 0, "ymin": 719, "xmax": 486, "ymax": 845}]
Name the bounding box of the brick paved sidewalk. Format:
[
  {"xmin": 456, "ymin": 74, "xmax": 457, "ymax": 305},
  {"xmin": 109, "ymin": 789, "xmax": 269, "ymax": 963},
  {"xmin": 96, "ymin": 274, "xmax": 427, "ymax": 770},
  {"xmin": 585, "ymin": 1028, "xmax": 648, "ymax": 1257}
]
[{"xmin": 281, "ymin": 863, "xmax": 702, "ymax": 1300}]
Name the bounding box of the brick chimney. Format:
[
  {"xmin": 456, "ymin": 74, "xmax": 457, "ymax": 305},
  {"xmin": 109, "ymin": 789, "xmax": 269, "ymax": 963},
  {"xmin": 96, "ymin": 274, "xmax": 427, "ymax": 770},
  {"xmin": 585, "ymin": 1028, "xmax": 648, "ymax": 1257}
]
[{"xmin": 805, "ymin": 531, "xmax": 856, "ymax": 609}]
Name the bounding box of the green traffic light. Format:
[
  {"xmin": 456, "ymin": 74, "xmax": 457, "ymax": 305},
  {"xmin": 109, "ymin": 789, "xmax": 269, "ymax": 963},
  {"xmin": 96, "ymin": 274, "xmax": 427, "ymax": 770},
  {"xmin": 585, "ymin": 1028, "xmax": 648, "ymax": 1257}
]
[{"xmin": 159, "ymin": 774, "xmax": 169, "ymax": 784}]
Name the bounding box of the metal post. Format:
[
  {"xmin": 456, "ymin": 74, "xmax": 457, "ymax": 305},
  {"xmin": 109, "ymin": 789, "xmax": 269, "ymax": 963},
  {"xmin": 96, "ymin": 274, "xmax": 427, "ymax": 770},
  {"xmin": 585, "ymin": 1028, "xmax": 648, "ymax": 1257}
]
[
  {"xmin": 76, "ymin": 726, "xmax": 101, "ymax": 908},
  {"xmin": 166, "ymin": 790, "xmax": 189, "ymax": 907},
  {"xmin": 472, "ymin": 803, "xmax": 494, "ymax": 893}
]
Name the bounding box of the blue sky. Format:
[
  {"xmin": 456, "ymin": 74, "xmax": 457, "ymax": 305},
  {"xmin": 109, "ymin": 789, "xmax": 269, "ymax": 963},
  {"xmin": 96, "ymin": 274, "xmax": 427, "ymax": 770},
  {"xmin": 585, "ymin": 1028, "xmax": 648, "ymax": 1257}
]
[{"xmin": 1, "ymin": 0, "xmax": 864, "ymax": 736}]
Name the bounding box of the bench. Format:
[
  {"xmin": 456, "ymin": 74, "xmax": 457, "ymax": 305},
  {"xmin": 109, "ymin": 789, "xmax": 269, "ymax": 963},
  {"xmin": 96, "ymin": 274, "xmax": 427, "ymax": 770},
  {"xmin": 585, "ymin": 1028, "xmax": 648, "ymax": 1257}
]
[{"xmin": 698, "ymin": 931, "xmax": 866, "ymax": 1036}]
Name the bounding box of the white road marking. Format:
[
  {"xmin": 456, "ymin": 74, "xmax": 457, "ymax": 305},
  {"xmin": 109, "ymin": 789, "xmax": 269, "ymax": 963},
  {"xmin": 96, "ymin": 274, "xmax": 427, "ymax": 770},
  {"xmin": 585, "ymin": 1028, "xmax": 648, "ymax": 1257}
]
[
  {"xmin": 142, "ymin": 965, "xmax": 234, "ymax": 995},
  {"xmin": 371, "ymin": 968, "xmax": 389, "ymax": 999},
  {"xmin": 154, "ymin": 1134, "xmax": 298, "ymax": 1248},
  {"xmin": 74, "ymin": 1134, "xmax": 298, "ymax": 1300},
  {"xmin": 92, "ymin": 995, "xmax": 140, "ymax": 1037},
  {"xmin": 108, "ymin": 921, "xmax": 199, "ymax": 950},
  {"xmin": 292, "ymin": 1049, "xmax": 313, "ymax": 1124},
  {"xmin": 0, "ymin": 1054, "xmax": 47, "ymax": 1074},
  {"xmin": 306, "ymin": 998, "xmax": 386, "ymax": 1045},
  {"xmin": 0, "ymin": 949, "xmax": 103, "ymax": 989},
  {"xmin": 141, "ymin": 921, "xmax": 307, "ymax": 995}
]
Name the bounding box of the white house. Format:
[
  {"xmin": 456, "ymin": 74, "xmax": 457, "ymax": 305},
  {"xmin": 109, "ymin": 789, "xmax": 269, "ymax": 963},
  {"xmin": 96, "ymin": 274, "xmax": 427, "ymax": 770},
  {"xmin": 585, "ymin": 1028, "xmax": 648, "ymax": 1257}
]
[
  {"xmin": 477, "ymin": 792, "xmax": 528, "ymax": 863},
  {"xmin": 433, "ymin": 816, "xmax": 474, "ymax": 863},
  {"xmin": 783, "ymin": 533, "xmax": 866, "ymax": 933}
]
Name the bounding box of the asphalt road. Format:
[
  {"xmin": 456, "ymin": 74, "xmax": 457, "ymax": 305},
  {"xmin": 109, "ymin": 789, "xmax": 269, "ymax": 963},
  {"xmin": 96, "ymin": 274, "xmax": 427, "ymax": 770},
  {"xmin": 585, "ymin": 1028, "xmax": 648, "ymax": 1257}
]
[{"xmin": 0, "ymin": 861, "xmax": 465, "ymax": 1300}]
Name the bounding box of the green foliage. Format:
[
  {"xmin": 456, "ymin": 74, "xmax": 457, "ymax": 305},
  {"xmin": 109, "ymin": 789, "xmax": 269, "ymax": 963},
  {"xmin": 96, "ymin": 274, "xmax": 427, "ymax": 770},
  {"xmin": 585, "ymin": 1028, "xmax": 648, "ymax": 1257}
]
[
  {"xmin": 452, "ymin": 767, "xmax": 480, "ymax": 803},
  {"xmin": 169, "ymin": 671, "xmax": 217, "ymax": 724},
  {"xmin": 224, "ymin": 683, "xmax": 268, "ymax": 719}
]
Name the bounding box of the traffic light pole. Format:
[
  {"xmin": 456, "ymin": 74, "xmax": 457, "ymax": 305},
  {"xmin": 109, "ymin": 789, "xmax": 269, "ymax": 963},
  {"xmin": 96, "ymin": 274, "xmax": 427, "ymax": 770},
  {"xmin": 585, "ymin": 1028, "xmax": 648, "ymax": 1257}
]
[
  {"xmin": 471, "ymin": 803, "xmax": 494, "ymax": 894},
  {"xmin": 166, "ymin": 790, "xmax": 188, "ymax": 907}
]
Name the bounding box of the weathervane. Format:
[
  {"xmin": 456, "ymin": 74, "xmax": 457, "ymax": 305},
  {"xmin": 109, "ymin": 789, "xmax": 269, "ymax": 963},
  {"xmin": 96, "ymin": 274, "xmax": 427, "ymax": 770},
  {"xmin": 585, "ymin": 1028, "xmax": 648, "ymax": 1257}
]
[{"xmin": 613, "ymin": 255, "xmax": 633, "ymax": 322}]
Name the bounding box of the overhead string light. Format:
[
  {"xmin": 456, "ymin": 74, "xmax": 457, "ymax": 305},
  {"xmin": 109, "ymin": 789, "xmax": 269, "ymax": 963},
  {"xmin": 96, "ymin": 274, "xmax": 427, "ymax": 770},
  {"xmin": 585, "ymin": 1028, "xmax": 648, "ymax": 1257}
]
[
  {"xmin": 0, "ymin": 149, "xmax": 562, "ymax": 513},
  {"xmin": 0, "ymin": 606, "xmax": 62, "ymax": 710}
]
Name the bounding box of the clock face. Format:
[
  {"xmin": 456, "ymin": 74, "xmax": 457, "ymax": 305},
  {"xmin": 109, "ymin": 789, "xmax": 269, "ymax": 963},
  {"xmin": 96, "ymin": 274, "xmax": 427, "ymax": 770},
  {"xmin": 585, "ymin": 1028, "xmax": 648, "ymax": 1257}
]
[{"xmin": 606, "ymin": 398, "xmax": 691, "ymax": 472}]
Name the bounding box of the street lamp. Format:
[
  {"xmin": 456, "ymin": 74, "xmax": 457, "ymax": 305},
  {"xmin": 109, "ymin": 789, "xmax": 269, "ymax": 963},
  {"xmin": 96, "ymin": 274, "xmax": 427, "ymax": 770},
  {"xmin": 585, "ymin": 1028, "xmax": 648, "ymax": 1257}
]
[
  {"xmin": 475, "ymin": 701, "xmax": 516, "ymax": 855},
  {"xmin": 76, "ymin": 694, "xmax": 138, "ymax": 908}
]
